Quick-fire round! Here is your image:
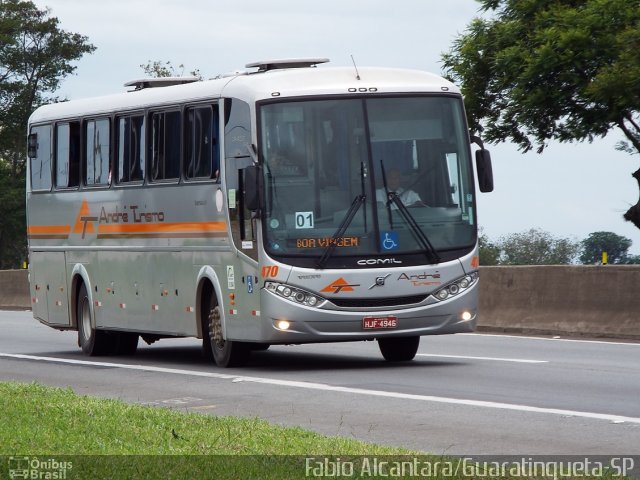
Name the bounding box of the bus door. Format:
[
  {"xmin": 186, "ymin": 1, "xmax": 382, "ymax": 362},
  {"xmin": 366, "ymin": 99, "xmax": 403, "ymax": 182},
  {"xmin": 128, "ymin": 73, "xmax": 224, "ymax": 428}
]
[{"xmin": 223, "ymin": 98, "xmax": 260, "ymax": 340}]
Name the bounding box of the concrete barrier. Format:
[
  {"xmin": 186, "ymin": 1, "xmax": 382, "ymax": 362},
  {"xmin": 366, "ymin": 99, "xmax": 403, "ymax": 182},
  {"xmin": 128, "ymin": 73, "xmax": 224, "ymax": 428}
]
[
  {"xmin": 0, "ymin": 269, "xmax": 30, "ymax": 310},
  {"xmin": 1, "ymin": 266, "xmax": 639, "ymax": 339},
  {"xmin": 478, "ymin": 265, "xmax": 640, "ymax": 339}
]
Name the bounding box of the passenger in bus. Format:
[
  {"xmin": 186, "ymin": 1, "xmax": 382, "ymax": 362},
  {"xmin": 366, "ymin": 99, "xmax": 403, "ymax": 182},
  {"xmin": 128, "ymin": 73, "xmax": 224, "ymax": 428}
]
[{"xmin": 376, "ymin": 169, "xmax": 423, "ymax": 206}]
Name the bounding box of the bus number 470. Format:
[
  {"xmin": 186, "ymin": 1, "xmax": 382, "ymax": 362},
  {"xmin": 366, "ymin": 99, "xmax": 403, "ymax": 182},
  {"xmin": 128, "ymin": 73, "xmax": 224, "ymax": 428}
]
[{"xmin": 261, "ymin": 266, "xmax": 279, "ymax": 278}]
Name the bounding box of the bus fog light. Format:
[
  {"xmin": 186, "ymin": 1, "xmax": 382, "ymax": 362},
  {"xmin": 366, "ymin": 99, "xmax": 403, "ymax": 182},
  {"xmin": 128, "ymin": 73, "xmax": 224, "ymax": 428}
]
[
  {"xmin": 461, "ymin": 311, "xmax": 473, "ymax": 321},
  {"xmin": 275, "ymin": 320, "xmax": 290, "ymax": 331}
]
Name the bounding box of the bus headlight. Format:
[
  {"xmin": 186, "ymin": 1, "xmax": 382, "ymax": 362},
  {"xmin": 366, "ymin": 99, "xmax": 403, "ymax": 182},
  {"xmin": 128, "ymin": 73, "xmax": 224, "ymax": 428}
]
[
  {"xmin": 432, "ymin": 272, "xmax": 478, "ymax": 302},
  {"xmin": 264, "ymin": 281, "xmax": 325, "ymax": 307}
]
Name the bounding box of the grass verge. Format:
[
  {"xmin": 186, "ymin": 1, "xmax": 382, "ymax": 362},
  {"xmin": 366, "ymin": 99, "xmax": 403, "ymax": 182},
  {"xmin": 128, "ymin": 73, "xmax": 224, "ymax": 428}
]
[
  {"xmin": 0, "ymin": 381, "xmax": 431, "ymax": 479},
  {"xmin": 1, "ymin": 381, "xmax": 411, "ymax": 456}
]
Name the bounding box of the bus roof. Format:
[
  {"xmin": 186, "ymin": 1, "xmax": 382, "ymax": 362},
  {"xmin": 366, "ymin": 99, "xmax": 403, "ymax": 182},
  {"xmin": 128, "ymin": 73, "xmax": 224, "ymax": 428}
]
[{"xmin": 29, "ymin": 65, "xmax": 460, "ymax": 124}]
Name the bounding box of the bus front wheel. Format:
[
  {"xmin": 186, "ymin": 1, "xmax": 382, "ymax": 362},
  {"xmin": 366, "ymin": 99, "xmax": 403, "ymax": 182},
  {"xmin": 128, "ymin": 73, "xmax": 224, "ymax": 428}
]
[
  {"xmin": 377, "ymin": 336, "xmax": 420, "ymax": 362},
  {"xmin": 77, "ymin": 283, "xmax": 112, "ymax": 356},
  {"xmin": 206, "ymin": 302, "xmax": 250, "ymax": 368}
]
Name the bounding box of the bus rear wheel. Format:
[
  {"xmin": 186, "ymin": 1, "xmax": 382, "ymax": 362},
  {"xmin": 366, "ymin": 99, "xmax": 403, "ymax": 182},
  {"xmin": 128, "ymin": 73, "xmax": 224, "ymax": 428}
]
[
  {"xmin": 206, "ymin": 301, "xmax": 250, "ymax": 368},
  {"xmin": 77, "ymin": 283, "xmax": 113, "ymax": 356},
  {"xmin": 377, "ymin": 336, "xmax": 420, "ymax": 362}
]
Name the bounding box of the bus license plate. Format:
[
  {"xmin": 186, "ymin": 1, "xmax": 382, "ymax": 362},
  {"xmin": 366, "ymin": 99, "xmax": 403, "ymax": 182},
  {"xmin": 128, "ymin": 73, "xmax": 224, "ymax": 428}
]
[{"xmin": 363, "ymin": 316, "xmax": 398, "ymax": 329}]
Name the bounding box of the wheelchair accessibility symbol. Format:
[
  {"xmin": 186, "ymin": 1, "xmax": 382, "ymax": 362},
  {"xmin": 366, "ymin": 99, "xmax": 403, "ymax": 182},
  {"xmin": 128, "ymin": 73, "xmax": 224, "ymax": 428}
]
[{"xmin": 380, "ymin": 231, "xmax": 399, "ymax": 251}]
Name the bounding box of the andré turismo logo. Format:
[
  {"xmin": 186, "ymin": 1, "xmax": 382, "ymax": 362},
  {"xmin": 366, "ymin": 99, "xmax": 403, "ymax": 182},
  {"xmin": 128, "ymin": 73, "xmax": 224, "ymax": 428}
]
[{"xmin": 8, "ymin": 457, "xmax": 73, "ymax": 480}]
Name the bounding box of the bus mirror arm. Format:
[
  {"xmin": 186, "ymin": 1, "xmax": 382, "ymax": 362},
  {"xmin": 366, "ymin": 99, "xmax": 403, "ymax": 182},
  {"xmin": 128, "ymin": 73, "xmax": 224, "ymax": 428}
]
[
  {"xmin": 247, "ymin": 143, "xmax": 259, "ymax": 165},
  {"xmin": 471, "ymin": 135, "xmax": 494, "ymax": 193},
  {"xmin": 243, "ymin": 165, "xmax": 263, "ymax": 211}
]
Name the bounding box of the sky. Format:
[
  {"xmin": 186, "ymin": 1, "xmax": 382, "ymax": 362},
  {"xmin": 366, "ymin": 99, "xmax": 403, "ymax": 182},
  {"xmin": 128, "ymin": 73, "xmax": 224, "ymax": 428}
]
[{"xmin": 31, "ymin": 0, "xmax": 640, "ymax": 254}]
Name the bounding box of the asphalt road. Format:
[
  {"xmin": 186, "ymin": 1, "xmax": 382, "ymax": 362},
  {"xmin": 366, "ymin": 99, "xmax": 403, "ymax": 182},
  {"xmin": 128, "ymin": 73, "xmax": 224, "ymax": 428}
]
[{"xmin": 1, "ymin": 309, "xmax": 639, "ymax": 455}]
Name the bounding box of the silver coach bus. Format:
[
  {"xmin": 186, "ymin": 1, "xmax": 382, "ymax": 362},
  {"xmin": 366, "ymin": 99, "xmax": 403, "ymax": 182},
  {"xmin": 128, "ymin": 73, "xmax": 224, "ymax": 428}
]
[{"xmin": 26, "ymin": 58, "xmax": 493, "ymax": 367}]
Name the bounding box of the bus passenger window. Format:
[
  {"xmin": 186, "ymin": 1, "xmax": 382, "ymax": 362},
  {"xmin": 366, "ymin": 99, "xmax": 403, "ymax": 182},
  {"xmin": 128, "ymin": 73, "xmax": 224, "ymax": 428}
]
[
  {"xmin": 150, "ymin": 110, "xmax": 181, "ymax": 182},
  {"xmin": 185, "ymin": 105, "xmax": 219, "ymax": 180},
  {"xmin": 117, "ymin": 115, "xmax": 145, "ymax": 183},
  {"xmin": 55, "ymin": 121, "xmax": 80, "ymax": 189},
  {"xmin": 85, "ymin": 119, "xmax": 110, "ymax": 186},
  {"xmin": 29, "ymin": 125, "xmax": 52, "ymax": 191}
]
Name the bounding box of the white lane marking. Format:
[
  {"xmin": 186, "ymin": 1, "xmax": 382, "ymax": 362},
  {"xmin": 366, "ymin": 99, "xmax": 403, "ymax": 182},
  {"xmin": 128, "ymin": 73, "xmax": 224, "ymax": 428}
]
[
  {"xmin": 465, "ymin": 333, "xmax": 640, "ymax": 346},
  {"xmin": 416, "ymin": 354, "xmax": 548, "ymax": 364},
  {"xmin": 2, "ymin": 352, "xmax": 639, "ymax": 425}
]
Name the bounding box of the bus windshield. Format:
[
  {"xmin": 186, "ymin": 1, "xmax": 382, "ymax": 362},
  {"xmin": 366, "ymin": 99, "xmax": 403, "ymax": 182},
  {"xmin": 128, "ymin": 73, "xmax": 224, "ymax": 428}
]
[{"xmin": 259, "ymin": 96, "xmax": 476, "ymax": 265}]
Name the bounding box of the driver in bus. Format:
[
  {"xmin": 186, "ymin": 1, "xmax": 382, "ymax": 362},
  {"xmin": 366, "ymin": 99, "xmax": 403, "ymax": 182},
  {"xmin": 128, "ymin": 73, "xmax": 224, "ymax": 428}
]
[{"xmin": 376, "ymin": 169, "xmax": 422, "ymax": 206}]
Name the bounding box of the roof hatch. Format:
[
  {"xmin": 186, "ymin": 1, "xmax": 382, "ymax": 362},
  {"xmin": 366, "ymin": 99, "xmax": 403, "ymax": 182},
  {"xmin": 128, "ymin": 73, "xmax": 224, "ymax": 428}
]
[
  {"xmin": 245, "ymin": 58, "xmax": 329, "ymax": 72},
  {"xmin": 123, "ymin": 76, "xmax": 200, "ymax": 91}
]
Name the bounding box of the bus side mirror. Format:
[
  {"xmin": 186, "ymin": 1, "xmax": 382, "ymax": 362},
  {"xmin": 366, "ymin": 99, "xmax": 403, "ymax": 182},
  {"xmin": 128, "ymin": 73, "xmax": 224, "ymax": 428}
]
[
  {"xmin": 243, "ymin": 165, "xmax": 262, "ymax": 211},
  {"xmin": 28, "ymin": 133, "xmax": 38, "ymax": 159},
  {"xmin": 475, "ymin": 149, "xmax": 494, "ymax": 193}
]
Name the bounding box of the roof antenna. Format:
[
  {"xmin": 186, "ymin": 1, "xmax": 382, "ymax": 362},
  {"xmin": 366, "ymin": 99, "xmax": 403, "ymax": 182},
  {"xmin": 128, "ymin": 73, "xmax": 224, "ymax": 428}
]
[{"xmin": 350, "ymin": 54, "xmax": 361, "ymax": 81}]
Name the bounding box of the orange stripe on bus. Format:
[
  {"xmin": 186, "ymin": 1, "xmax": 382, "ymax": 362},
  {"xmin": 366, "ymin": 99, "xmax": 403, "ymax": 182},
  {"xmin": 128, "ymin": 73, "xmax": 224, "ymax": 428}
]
[
  {"xmin": 27, "ymin": 225, "xmax": 71, "ymax": 235},
  {"xmin": 97, "ymin": 222, "xmax": 227, "ymax": 234}
]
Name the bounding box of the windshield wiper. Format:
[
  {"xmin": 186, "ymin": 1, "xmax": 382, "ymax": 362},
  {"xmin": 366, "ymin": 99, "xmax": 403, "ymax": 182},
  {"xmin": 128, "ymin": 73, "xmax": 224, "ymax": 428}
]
[
  {"xmin": 316, "ymin": 194, "xmax": 365, "ymax": 269},
  {"xmin": 316, "ymin": 162, "xmax": 368, "ymax": 269},
  {"xmin": 387, "ymin": 192, "xmax": 440, "ymax": 264},
  {"xmin": 379, "ymin": 159, "xmax": 439, "ymax": 264},
  {"xmin": 380, "ymin": 160, "xmax": 394, "ymax": 229}
]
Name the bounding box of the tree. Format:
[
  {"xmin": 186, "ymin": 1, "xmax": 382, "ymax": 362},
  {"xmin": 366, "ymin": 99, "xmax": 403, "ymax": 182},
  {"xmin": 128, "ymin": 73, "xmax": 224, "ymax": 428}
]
[
  {"xmin": 140, "ymin": 60, "xmax": 202, "ymax": 79},
  {"xmin": 579, "ymin": 231, "xmax": 632, "ymax": 264},
  {"xmin": 0, "ymin": 0, "xmax": 95, "ymax": 268},
  {"xmin": 0, "ymin": 160, "xmax": 25, "ymax": 268},
  {"xmin": 441, "ymin": 0, "xmax": 640, "ymax": 227},
  {"xmin": 499, "ymin": 228, "xmax": 579, "ymax": 265},
  {"xmin": 478, "ymin": 228, "xmax": 500, "ymax": 265}
]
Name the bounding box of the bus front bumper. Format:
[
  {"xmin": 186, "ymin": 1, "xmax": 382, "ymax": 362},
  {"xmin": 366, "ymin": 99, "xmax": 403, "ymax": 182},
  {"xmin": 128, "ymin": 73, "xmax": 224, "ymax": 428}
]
[{"xmin": 257, "ymin": 286, "xmax": 478, "ymax": 344}]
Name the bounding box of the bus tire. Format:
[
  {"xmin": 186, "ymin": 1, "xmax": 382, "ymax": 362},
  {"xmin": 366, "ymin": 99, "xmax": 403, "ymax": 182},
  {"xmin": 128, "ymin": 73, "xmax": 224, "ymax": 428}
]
[
  {"xmin": 206, "ymin": 299, "xmax": 250, "ymax": 368},
  {"xmin": 201, "ymin": 286, "xmax": 214, "ymax": 361},
  {"xmin": 77, "ymin": 283, "xmax": 112, "ymax": 356},
  {"xmin": 377, "ymin": 336, "xmax": 420, "ymax": 362}
]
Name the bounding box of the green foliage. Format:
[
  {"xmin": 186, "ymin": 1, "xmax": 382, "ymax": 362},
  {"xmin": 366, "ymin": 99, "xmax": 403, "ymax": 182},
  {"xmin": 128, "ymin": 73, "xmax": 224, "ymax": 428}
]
[
  {"xmin": 0, "ymin": 160, "xmax": 26, "ymax": 268},
  {"xmin": 480, "ymin": 228, "xmax": 580, "ymax": 265},
  {"xmin": 579, "ymin": 231, "xmax": 632, "ymax": 264},
  {"xmin": 480, "ymin": 228, "xmax": 639, "ymax": 265},
  {"xmin": 623, "ymin": 255, "xmax": 640, "ymax": 264},
  {"xmin": 442, "ymin": 0, "xmax": 640, "ymax": 155},
  {"xmin": 499, "ymin": 228, "xmax": 580, "ymax": 265},
  {"xmin": 478, "ymin": 229, "xmax": 501, "ymax": 265},
  {"xmin": 0, "ymin": 0, "xmax": 95, "ymax": 267},
  {"xmin": 140, "ymin": 60, "xmax": 202, "ymax": 79},
  {"xmin": 1, "ymin": 381, "xmax": 416, "ymax": 456},
  {"xmin": 0, "ymin": 381, "xmax": 438, "ymax": 479}
]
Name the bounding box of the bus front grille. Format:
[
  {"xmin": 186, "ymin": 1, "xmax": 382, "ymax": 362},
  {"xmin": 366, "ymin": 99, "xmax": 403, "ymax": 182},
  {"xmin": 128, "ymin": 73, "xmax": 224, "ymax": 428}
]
[{"xmin": 328, "ymin": 294, "xmax": 429, "ymax": 308}]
